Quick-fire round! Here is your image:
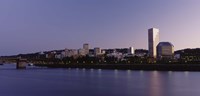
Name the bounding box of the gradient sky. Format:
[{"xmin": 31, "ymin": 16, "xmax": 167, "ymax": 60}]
[{"xmin": 0, "ymin": 0, "xmax": 200, "ymax": 55}]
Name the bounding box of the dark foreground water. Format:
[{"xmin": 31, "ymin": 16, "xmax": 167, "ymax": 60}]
[{"xmin": 0, "ymin": 64, "xmax": 200, "ymax": 96}]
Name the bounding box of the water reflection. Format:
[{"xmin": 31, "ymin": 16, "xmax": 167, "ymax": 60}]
[
  {"xmin": 126, "ymin": 70, "xmax": 132, "ymax": 79},
  {"xmin": 97, "ymin": 69, "xmax": 102, "ymax": 78},
  {"xmin": 1, "ymin": 65, "xmax": 200, "ymax": 96},
  {"xmin": 114, "ymin": 69, "xmax": 119, "ymax": 79},
  {"xmin": 149, "ymin": 71, "xmax": 164, "ymax": 96},
  {"xmin": 168, "ymin": 71, "xmax": 172, "ymax": 75},
  {"xmin": 127, "ymin": 70, "xmax": 131, "ymax": 74},
  {"xmin": 90, "ymin": 68, "xmax": 94, "ymax": 72},
  {"xmin": 184, "ymin": 71, "xmax": 189, "ymax": 77}
]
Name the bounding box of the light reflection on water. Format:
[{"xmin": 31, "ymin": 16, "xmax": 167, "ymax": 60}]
[
  {"xmin": 149, "ymin": 71, "xmax": 163, "ymax": 96},
  {"xmin": 0, "ymin": 64, "xmax": 200, "ymax": 96}
]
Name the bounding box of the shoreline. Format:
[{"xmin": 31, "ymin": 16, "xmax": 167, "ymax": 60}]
[{"xmin": 34, "ymin": 64, "xmax": 200, "ymax": 71}]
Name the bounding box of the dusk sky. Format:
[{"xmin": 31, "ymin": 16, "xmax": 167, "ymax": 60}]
[{"xmin": 0, "ymin": 0, "xmax": 200, "ymax": 55}]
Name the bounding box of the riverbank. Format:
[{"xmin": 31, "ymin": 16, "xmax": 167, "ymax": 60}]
[{"xmin": 34, "ymin": 64, "xmax": 200, "ymax": 71}]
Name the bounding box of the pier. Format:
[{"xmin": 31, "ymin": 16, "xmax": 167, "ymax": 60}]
[{"xmin": 16, "ymin": 59, "xmax": 27, "ymax": 69}]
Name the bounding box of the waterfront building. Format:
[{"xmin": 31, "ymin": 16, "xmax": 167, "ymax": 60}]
[
  {"xmin": 174, "ymin": 48, "xmax": 200, "ymax": 62},
  {"xmin": 89, "ymin": 49, "xmax": 94, "ymax": 55},
  {"xmin": 94, "ymin": 47, "xmax": 101, "ymax": 56},
  {"xmin": 107, "ymin": 52, "xmax": 123, "ymax": 60},
  {"xmin": 83, "ymin": 43, "xmax": 89, "ymax": 55},
  {"xmin": 135, "ymin": 49, "xmax": 148, "ymax": 57},
  {"xmin": 78, "ymin": 49, "xmax": 86, "ymax": 56},
  {"xmin": 61, "ymin": 49, "xmax": 67, "ymax": 58},
  {"xmin": 45, "ymin": 51, "xmax": 56, "ymax": 58},
  {"xmin": 65, "ymin": 49, "xmax": 78, "ymax": 57},
  {"xmin": 115, "ymin": 48, "xmax": 129, "ymax": 54},
  {"xmin": 129, "ymin": 47, "xmax": 135, "ymax": 54},
  {"xmin": 148, "ymin": 28, "xmax": 159, "ymax": 58},
  {"xmin": 157, "ymin": 42, "xmax": 174, "ymax": 59},
  {"xmin": 104, "ymin": 49, "xmax": 116, "ymax": 54},
  {"xmin": 101, "ymin": 50, "xmax": 106, "ymax": 54},
  {"xmin": 55, "ymin": 54, "xmax": 62, "ymax": 59}
]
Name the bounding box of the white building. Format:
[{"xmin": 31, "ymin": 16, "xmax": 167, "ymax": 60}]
[
  {"xmin": 107, "ymin": 52, "xmax": 123, "ymax": 60},
  {"xmin": 148, "ymin": 28, "xmax": 159, "ymax": 58},
  {"xmin": 64, "ymin": 49, "xmax": 78, "ymax": 57},
  {"xmin": 55, "ymin": 54, "xmax": 62, "ymax": 59},
  {"xmin": 129, "ymin": 47, "xmax": 135, "ymax": 54},
  {"xmin": 83, "ymin": 43, "xmax": 89, "ymax": 55},
  {"xmin": 101, "ymin": 50, "xmax": 106, "ymax": 54},
  {"xmin": 78, "ymin": 49, "xmax": 86, "ymax": 56}
]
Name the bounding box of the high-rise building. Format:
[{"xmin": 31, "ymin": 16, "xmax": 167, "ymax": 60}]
[
  {"xmin": 148, "ymin": 28, "xmax": 159, "ymax": 58},
  {"xmin": 129, "ymin": 47, "xmax": 135, "ymax": 54},
  {"xmin": 94, "ymin": 47, "xmax": 101, "ymax": 56},
  {"xmin": 83, "ymin": 43, "xmax": 89, "ymax": 55}
]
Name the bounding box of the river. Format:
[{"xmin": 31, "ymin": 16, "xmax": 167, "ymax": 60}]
[{"xmin": 0, "ymin": 64, "xmax": 200, "ymax": 96}]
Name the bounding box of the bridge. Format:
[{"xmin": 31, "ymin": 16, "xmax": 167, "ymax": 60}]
[{"xmin": 0, "ymin": 57, "xmax": 28, "ymax": 69}]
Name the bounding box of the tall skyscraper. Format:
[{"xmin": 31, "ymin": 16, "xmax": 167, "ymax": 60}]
[
  {"xmin": 148, "ymin": 28, "xmax": 159, "ymax": 58},
  {"xmin": 83, "ymin": 43, "xmax": 89, "ymax": 55}
]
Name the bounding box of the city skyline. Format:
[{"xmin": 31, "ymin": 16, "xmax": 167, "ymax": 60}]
[{"xmin": 0, "ymin": 0, "xmax": 200, "ymax": 55}]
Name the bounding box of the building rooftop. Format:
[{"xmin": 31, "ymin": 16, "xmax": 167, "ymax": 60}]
[{"xmin": 158, "ymin": 42, "xmax": 174, "ymax": 47}]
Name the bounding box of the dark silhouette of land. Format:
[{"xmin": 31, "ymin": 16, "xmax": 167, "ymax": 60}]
[{"xmin": 2, "ymin": 48, "xmax": 200, "ymax": 71}]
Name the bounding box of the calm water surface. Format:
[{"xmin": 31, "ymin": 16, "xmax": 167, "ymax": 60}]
[{"xmin": 0, "ymin": 64, "xmax": 200, "ymax": 96}]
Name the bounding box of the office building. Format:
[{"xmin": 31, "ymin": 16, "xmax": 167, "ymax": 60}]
[
  {"xmin": 148, "ymin": 28, "xmax": 159, "ymax": 58},
  {"xmin": 83, "ymin": 43, "xmax": 89, "ymax": 55},
  {"xmin": 129, "ymin": 47, "xmax": 135, "ymax": 54},
  {"xmin": 94, "ymin": 47, "xmax": 101, "ymax": 56},
  {"xmin": 64, "ymin": 49, "xmax": 78, "ymax": 57},
  {"xmin": 157, "ymin": 42, "xmax": 174, "ymax": 59},
  {"xmin": 78, "ymin": 49, "xmax": 86, "ymax": 56}
]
